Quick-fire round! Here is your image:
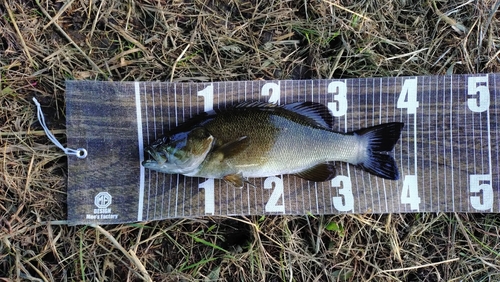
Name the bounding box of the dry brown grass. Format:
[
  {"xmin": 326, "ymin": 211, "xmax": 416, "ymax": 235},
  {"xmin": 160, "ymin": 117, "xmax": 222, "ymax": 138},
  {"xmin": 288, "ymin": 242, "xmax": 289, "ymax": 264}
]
[{"xmin": 1, "ymin": 0, "xmax": 500, "ymax": 281}]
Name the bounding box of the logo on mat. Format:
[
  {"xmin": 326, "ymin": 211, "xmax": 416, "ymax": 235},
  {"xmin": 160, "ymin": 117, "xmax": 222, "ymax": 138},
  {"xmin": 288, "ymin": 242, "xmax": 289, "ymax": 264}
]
[{"xmin": 94, "ymin": 192, "xmax": 112, "ymax": 208}]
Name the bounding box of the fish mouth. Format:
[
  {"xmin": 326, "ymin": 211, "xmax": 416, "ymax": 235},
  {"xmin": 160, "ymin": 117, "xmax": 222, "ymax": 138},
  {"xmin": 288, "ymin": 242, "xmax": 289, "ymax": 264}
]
[{"xmin": 143, "ymin": 145, "xmax": 167, "ymax": 165}]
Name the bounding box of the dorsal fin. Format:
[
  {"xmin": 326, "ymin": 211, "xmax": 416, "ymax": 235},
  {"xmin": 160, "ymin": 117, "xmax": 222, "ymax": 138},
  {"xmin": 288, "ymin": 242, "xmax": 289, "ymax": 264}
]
[
  {"xmin": 232, "ymin": 101, "xmax": 334, "ymax": 129},
  {"xmin": 233, "ymin": 101, "xmax": 279, "ymax": 109},
  {"xmin": 282, "ymin": 102, "xmax": 334, "ymax": 128}
]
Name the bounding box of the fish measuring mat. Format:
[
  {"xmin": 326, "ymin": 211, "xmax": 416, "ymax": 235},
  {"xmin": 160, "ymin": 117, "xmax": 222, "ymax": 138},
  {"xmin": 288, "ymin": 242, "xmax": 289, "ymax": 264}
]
[{"xmin": 66, "ymin": 74, "xmax": 499, "ymax": 225}]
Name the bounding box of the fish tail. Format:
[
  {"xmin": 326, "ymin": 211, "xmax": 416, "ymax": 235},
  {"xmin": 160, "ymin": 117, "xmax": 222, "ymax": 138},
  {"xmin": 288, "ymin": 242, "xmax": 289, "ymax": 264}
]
[{"xmin": 354, "ymin": 122, "xmax": 404, "ymax": 180}]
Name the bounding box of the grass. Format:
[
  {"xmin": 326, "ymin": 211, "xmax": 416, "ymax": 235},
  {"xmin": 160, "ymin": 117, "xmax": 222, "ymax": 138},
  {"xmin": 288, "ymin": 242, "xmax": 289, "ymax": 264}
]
[{"xmin": 1, "ymin": 0, "xmax": 500, "ymax": 281}]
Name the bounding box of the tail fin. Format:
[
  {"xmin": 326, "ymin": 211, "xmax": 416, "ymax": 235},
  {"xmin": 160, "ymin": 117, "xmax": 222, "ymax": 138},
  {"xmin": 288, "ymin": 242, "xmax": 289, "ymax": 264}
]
[{"xmin": 354, "ymin": 122, "xmax": 404, "ymax": 180}]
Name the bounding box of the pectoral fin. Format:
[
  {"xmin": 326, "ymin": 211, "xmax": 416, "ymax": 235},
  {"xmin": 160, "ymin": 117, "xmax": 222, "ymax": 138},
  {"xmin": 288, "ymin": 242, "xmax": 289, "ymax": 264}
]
[
  {"xmin": 295, "ymin": 162, "xmax": 337, "ymax": 182},
  {"xmin": 215, "ymin": 136, "xmax": 250, "ymax": 158}
]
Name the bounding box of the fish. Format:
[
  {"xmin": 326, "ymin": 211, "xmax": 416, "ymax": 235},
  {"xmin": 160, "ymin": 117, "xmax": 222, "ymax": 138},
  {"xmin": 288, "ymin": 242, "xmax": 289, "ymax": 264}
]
[{"xmin": 142, "ymin": 101, "xmax": 404, "ymax": 187}]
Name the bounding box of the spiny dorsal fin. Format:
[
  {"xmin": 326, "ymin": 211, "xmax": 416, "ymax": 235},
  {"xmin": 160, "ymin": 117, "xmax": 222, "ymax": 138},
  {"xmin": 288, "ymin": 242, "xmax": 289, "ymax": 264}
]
[
  {"xmin": 233, "ymin": 101, "xmax": 334, "ymax": 129},
  {"xmin": 295, "ymin": 162, "xmax": 336, "ymax": 182},
  {"xmin": 282, "ymin": 102, "xmax": 333, "ymax": 128}
]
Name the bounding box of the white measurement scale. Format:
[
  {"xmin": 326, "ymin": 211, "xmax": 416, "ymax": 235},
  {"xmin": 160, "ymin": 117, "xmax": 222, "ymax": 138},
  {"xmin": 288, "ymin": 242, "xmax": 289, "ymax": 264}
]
[{"xmin": 65, "ymin": 73, "xmax": 498, "ymax": 225}]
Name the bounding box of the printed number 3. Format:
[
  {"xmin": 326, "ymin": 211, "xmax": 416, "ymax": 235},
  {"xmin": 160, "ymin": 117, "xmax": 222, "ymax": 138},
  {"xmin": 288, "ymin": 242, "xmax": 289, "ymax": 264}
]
[
  {"xmin": 327, "ymin": 81, "xmax": 347, "ymax": 117},
  {"xmin": 331, "ymin": 175, "xmax": 354, "ymax": 212}
]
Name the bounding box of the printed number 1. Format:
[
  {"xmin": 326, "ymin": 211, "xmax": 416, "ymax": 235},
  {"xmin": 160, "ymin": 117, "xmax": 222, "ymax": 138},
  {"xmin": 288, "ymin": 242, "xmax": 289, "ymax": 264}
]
[
  {"xmin": 199, "ymin": 179, "xmax": 215, "ymax": 215},
  {"xmin": 197, "ymin": 84, "xmax": 214, "ymax": 112}
]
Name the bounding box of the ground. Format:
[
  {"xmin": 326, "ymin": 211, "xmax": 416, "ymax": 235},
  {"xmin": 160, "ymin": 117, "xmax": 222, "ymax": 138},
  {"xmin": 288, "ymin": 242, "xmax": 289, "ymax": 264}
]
[{"xmin": 1, "ymin": 0, "xmax": 500, "ymax": 281}]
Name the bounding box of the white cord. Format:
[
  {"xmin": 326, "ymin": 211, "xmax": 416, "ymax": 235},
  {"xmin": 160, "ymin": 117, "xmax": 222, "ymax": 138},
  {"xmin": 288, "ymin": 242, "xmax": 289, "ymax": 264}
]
[{"xmin": 32, "ymin": 97, "xmax": 87, "ymax": 159}]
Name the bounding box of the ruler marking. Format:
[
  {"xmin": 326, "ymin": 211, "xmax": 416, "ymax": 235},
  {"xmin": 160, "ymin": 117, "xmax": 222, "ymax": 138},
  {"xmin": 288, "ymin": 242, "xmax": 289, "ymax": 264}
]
[
  {"xmin": 134, "ymin": 82, "xmax": 145, "ymax": 221},
  {"xmin": 190, "ymin": 84, "xmax": 195, "ymax": 216},
  {"xmin": 442, "ymin": 76, "xmax": 447, "ymax": 211},
  {"xmin": 313, "ymin": 80, "xmax": 319, "ymax": 213},
  {"xmin": 373, "ymin": 79, "xmax": 380, "ymax": 212},
  {"xmin": 168, "ymin": 85, "xmax": 174, "ymax": 218},
  {"xmin": 426, "ymin": 77, "xmax": 431, "ymax": 211},
  {"xmin": 361, "ymin": 79, "xmax": 368, "ymax": 210},
  {"xmin": 125, "ymin": 74, "xmax": 500, "ymax": 223},
  {"xmin": 159, "ymin": 84, "xmax": 165, "ymax": 218},
  {"xmin": 435, "ymin": 78, "xmax": 440, "ymax": 211},
  {"xmin": 252, "ymin": 82, "xmax": 258, "ymax": 214},
  {"xmin": 245, "ymin": 82, "xmax": 251, "ymax": 214},
  {"xmin": 151, "ymin": 84, "xmax": 158, "ymax": 219},
  {"xmin": 412, "ymin": 78, "xmax": 418, "ymax": 211},
  {"xmin": 449, "ymin": 75, "xmax": 454, "ymax": 211},
  {"xmin": 397, "ymin": 77, "xmax": 405, "ymax": 212},
  {"xmin": 174, "ymin": 85, "xmax": 179, "ymax": 217},
  {"xmin": 388, "ymin": 79, "xmax": 396, "ymax": 213},
  {"xmin": 424, "ymin": 77, "xmax": 430, "ymax": 209},
  {"xmin": 495, "ymin": 76, "xmax": 499, "ymax": 211},
  {"xmin": 486, "ymin": 74, "xmax": 493, "ymax": 211},
  {"xmin": 455, "ymin": 76, "xmax": 461, "ymax": 211},
  {"xmin": 151, "ymin": 83, "xmax": 161, "ymax": 218},
  {"xmin": 380, "ymin": 78, "xmax": 388, "ymax": 213},
  {"xmin": 145, "ymin": 83, "xmax": 152, "ymax": 219},
  {"xmin": 181, "ymin": 87, "xmax": 186, "ymax": 217},
  {"xmin": 465, "ymin": 78, "xmax": 471, "ymax": 212},
  {"xmin": 351, "ymin": 79, "xmax": 359, "ymax": 211},
  {"xmin": 306, "ymin": 81, "xmax": 312, "ymax": 212},
  {"xmin": 367, "ymin": 79, "xmax": 375, "ymax": 211}
]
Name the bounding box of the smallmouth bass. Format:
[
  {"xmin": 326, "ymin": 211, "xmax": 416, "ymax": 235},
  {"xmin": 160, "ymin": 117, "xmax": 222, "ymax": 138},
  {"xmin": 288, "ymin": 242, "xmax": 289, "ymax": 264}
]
[{"xmin": 142, "ymin": 101, "xmax": 404, "ymax": 187}]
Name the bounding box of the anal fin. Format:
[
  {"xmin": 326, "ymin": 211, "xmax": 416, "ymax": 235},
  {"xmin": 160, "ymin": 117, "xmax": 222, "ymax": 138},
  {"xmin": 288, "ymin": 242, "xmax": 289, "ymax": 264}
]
[{"xmin": 295, "ymin": 162, "xmax": 336, "ymax": 182}]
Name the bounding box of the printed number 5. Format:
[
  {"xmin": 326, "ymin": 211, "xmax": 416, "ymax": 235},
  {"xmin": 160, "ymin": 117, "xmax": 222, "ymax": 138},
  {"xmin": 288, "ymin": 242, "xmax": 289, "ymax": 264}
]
[
  {"xmin": 470, "ymin": 174, "xmax": 493, "ymax": 211},
  {"xmin": 467, "ymin": 76, "xmax": 489, "ymax": 113}
]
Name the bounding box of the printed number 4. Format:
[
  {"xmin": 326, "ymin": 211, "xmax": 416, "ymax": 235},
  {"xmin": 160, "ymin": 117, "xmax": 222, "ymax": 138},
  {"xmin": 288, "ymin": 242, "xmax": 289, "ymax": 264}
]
[
  {"xmin": 397, "ymin": 78, "xmax": 419, "ymax": 114},
  {"xmin": 401, "ymin": 175, "xmax": 420, "ymax": 211}
]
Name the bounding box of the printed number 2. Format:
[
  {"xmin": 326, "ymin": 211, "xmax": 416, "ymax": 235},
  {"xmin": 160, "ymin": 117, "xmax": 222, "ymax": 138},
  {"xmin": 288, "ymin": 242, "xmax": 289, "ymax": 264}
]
[
  {"xmin": 470, "ymin": 174, "xmax": 493, "ymax": 211},
  {"xmin": 261, "ymin": 82, "xmax": 280, "ymax": 104},
  {"xmin": 467, "ymin": 76, "xmax": 490, "ymax": 113},
  {"xmin": 264, "ymin": 176, "xmax": 285, "ymax": 213}
]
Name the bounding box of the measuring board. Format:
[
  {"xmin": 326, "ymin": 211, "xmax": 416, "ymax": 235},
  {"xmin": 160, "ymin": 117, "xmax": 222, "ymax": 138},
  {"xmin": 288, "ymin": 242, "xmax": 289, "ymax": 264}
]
[{"xmin": 65, "ymin": 73, "xmax": 499, "ymax": 225}]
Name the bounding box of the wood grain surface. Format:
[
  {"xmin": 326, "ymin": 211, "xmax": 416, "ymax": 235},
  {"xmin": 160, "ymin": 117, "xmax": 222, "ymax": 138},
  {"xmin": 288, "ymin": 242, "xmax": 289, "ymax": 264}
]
[{"xmin": 66, "ymin": 74, "xmax": 500, "ymax": 225}]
